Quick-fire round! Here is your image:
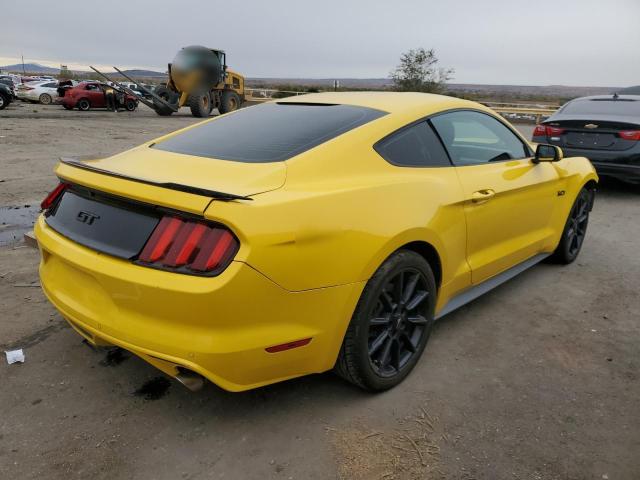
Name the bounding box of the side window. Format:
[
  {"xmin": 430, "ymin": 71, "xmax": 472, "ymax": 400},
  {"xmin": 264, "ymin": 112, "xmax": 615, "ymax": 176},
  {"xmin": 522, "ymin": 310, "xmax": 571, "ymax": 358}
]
[
  {"xmin": 232, "ymin": 76, "xmax": 241, "ymax": 89},
  {"xmin": 43, "ymin": 82, "xmax": 57, "ymax": 88},
  {"xmin": 375, "ymin": 121, "xmax": 451, "ymax": 167},
  {"xmin": 431, "ymin": 110, "xmax": 530, "ymax": 166}
]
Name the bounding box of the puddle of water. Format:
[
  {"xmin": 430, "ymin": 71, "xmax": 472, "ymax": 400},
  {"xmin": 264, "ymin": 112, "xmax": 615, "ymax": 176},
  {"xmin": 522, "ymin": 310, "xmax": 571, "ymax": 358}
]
[{"xmin": 0, "ymin": 204, "xmax": 41, "ymax": 247}]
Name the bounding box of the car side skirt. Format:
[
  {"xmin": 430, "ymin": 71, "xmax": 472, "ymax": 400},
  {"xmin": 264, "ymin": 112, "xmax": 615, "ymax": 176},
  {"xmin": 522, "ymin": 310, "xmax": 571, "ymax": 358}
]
[{"xmin": 435, "ymin": 253, "xmax": 550, "ymax": 319}]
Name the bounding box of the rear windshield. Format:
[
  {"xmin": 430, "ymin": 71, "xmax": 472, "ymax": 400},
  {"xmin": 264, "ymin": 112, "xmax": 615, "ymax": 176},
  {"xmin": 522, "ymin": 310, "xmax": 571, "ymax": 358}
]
[
  {"xmin": 152, "ymin": 102, "xmax": 387, "ymax": 162},
  {"xmin": 560, "ymin": 98, "xmax": 640, "ymax": 116}
]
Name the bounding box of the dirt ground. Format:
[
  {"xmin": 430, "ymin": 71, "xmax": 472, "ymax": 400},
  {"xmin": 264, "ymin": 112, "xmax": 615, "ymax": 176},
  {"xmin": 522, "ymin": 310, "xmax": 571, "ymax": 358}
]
[{"xmin": 1, "ymin": 102, "xmax": 639, "ymax": 480}]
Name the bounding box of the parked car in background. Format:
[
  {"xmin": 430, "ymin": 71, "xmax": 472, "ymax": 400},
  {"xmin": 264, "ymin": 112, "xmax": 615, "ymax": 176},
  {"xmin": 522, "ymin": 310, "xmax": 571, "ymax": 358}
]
[
  {"xmin": 61, "ymin": 81, "xmax": 138, "ymax": 111},
  {"xmin": 533, "ymin": 94, "xmax": 640, "ymax": 183},
  {"xmin": 0, "ymin": 74, "xmax": 20, "ymax": 91},
  {"xmin": 15, "ymin": 80, "xmax": 61, "ymax": 104},
  {"xmin": 0, "ymin": 82, "xmax": 12, "ymax": 109},
  {"xmin": 0, "ymin": 78, "xmax": 17, "ymax": 98}
]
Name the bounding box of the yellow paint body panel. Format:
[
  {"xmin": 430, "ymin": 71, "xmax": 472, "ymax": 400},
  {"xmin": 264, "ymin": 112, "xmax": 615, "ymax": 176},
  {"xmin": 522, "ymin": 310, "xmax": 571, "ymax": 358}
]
[{"xmin": 36, "ymin": 92, "xmax": 597, "ymax": 391}]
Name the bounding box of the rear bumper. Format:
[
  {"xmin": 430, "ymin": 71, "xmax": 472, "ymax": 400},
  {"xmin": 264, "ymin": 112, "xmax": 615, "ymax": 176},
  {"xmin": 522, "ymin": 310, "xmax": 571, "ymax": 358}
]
[
  {"xmin": 35, "ymin": 216, "xmax": 363, "ymax": 391},
  {"xmin": 590, "ymin": 162, "xmax": 640, "ymax": 183}
]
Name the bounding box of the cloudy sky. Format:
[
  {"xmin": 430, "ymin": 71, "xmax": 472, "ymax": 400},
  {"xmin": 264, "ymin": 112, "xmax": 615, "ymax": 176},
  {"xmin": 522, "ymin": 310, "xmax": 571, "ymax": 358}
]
[{"xmin": 1, "ymin": 0, "xmax": 638, "ymax": 86}]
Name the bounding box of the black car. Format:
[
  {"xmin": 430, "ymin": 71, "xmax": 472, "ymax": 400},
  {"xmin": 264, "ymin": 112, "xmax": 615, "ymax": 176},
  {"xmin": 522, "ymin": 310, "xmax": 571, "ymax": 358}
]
[
  {"xmin": 0, "ymin": 82, "xmax": 13, "ymax": 110},
  {"xmin": 532, "ymin": 94, "xmax": 640, "ymax": 183}
]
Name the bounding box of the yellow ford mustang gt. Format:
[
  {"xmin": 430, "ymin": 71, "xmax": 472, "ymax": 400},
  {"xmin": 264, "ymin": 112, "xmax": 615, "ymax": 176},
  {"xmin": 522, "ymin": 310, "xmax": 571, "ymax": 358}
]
[{"xmin": 35, "ymin": 92, "xmax": 598, "ymax": 392}]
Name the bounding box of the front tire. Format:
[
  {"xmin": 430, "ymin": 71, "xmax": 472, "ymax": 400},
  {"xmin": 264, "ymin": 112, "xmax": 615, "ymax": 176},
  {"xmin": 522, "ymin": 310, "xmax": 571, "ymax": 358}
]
[
  {"xmin": 189, "ymin": 90, "xmax": 211, "ymax": 117},
  {"xmin": 0, "ymin": 92, "xmax": 8, "ymax": 110},
  {"xmin": 551, "ymin": 187, "xmax": 593, "ymax": 264},
  {"xmin": 335, "ymin": 250, "xmax": 436, "ymax": 391},
  {"xmin": 39, "ymin": 93, "xmax": 52, "ymax": 105},
  {"xmin": 125, "ymin": 99, "xmax": 137, "ymax": 111}
]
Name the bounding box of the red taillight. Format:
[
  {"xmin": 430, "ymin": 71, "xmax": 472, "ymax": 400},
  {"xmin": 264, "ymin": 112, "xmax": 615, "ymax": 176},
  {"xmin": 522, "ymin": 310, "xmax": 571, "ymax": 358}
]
[
  {"xmin": 533, "ymin": 124, "xmax": 547, "ymax": 136},
  {"xmin": 533, "ymin": 125, "xmax": 565, "ymax": 137},
  {"xmin": 40, "ymin": 182, "xmax": 69, "ymax": 210},
  {"xmin": 138, "ymin": 215, "xmax": 238, "ymax": 275},
  {"xmin": 618, "ymin": 130, "xmax": 640, "ymax": 141},
  {"xmin": 546, "ymin": 126, "xmax": 564, "ymax": 136}
]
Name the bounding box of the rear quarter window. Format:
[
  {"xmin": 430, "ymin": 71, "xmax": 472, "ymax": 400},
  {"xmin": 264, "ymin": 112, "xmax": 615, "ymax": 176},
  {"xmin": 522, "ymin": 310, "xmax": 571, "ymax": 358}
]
[
  {"xmin": 374, "ymin": 122, "xmax": 451, "ymax": 167},
  {"xmin": 152, "ymin": 103, "xmax": 387, "ymax": 162}
]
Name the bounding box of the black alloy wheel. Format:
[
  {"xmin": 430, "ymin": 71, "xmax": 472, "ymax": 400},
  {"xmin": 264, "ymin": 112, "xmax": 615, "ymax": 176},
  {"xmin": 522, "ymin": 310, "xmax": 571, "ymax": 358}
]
[
  {"xmin": 368, "ymin": 269, "xmax": 429, "ymax": 377},
  {"xmin": 551, "ymin": 187, "xmax": 593, "ymax": 264},
  {"xmin": 567, "ymin": 192, "xmax": 589, "ymax": 257},
  {"xmin": 335, "ymin": 250, "xmax": 436, "ymax": 391}
]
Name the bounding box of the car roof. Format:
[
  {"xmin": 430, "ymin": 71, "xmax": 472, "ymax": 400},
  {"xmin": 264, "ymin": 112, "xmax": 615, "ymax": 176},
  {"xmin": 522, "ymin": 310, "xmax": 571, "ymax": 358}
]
[
  {"xmin": 568, "ymin": 94, "xmax": 640, "ymax": 102},
  {"xmin": 275, "ymin": 91, "xmax": 481, "ymax": 115}
]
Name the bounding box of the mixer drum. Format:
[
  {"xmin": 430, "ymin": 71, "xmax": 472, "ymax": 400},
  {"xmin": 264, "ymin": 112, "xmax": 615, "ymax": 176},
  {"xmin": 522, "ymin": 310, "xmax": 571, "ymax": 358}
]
[{"xmin": 171, "ymin": 45, "xmax": 224, "ymax": 90}]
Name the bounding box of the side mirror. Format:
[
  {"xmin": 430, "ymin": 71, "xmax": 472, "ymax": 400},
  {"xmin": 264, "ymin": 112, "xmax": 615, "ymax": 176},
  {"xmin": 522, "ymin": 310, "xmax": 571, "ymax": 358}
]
[{"xmin": 533, "ymin": 144, "xmax": 563, "ymax": 163}]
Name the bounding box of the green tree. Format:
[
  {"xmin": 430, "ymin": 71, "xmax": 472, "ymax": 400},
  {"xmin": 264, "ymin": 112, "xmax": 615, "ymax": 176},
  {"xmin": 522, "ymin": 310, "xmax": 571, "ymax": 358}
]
[{"xmin": 390, "ymin": 48, "xmax": 454, "ymax": 93}]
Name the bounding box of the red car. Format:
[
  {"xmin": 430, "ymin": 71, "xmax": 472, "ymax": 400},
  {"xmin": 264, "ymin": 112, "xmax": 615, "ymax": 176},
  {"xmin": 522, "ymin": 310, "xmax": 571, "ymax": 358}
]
[{"xmin": 61, "ymin": 82, "xmax": 138, "ymax": 111}]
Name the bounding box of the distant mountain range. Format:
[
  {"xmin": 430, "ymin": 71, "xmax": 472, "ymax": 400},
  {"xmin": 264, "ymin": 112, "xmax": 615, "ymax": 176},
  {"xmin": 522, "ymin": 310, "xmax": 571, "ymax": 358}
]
[
  {"xmin": 248, "ymin": 78, "xmax": 623, "ymax": 98},
  {"xmin": 1, "ymin": 64, "xmax": 630, "ymax": 99},
  {"xmin": 0, "ymin": 63, "xmax": 60, "ymax": 74},
  {"xmin": 0, "ymin": 63, "xmax": 167, "ymax": 78}
]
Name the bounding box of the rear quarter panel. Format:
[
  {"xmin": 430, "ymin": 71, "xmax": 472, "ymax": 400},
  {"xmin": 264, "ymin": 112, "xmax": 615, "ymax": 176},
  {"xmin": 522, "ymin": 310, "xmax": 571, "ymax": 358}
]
[{"xmin": 204, "ymin": 124, "xmax": 471, "ymax": 304}]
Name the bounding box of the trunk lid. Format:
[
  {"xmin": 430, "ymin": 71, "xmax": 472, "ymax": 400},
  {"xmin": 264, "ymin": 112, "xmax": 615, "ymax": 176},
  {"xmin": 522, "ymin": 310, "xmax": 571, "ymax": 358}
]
[
  {"xmin": 55, "ymin": 146, "xmax": 286, "ymax": 214},
  {"xmin": 48, "ymin": 147, "xmax": 285, "ymax": 261},
  {"xmin": 544, "ymin": 116, "xmax": 640, "ymax": 151}
]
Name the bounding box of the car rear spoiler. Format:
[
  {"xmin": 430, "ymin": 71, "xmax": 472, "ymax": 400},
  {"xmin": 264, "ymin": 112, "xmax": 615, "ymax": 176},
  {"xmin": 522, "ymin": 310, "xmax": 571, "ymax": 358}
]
[{"xmin": 59, "ymin": 158, "xmax": 253, "ymax": 202}]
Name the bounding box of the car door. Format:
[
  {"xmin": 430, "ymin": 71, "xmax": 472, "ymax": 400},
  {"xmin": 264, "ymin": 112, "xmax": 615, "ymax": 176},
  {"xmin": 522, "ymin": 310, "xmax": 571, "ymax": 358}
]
[
  {"xmin": 85, "ymin": 83, "xmax": 105, "ymax": 107},
  {"xmin": 41, "ymin": 82, "xmax": 57, "ymax": 92},
  {"xmin": 374, "ymin": 120, "xmax": 472, "ymax": 306},
  {"xmin": 431, "ymin": 110, "xmax": 561, "ymax": 284}
]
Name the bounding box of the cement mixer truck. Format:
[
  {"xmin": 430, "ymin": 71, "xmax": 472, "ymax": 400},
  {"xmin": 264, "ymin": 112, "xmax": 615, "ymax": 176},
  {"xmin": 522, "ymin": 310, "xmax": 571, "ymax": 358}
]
[
  {"xmin": 153, "ymin": 46, "xmax": 245, "ymax": 117},
  {"xmin": 90, "ymin": 46, "xmax": 245, "ymax": 118}
]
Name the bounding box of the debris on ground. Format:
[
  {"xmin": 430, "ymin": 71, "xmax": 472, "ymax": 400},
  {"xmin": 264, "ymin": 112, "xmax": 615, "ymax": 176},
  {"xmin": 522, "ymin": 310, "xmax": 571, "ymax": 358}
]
[
  {"xmin": 329, "ymin": 404, "xmax": 445, "ymax": 479},
  {"xmin": 5, "ymin": 349, "xmax": 25, "ymax": 364}
]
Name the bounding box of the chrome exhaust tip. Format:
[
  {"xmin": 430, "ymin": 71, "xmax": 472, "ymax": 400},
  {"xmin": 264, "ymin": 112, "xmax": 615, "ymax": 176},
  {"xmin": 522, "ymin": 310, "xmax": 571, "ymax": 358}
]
[{"xmin": 175, "ymin": 368, "xmax": 205, "ymax": 392}]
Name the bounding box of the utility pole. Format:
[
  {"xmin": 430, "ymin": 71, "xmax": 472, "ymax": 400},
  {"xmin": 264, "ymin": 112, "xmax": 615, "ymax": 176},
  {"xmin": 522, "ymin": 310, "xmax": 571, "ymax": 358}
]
[{"xmin": 21, "ymin": 54, "xmax": 26, "ymax": 75}]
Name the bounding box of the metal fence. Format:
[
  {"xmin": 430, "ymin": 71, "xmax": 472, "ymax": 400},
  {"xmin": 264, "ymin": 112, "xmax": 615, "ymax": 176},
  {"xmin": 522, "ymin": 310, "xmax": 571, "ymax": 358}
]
[
  {"xmin": 480, "ymin": 102, "xmax": 559, "ymax": 123},
  {"xmin": 245, "ymin": 89, "xmax": 560, "ymax": 123}
]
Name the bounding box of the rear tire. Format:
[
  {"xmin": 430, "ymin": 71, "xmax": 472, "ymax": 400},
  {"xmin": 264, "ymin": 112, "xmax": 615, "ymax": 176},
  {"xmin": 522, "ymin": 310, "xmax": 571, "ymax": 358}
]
[
  {"xmin": 125, "ymin": 99, "xmax": 137, "ymax": 111},
  {"xmin": 219, "ymin": 90, "xmax": 241, "ymax": 114},
  {"xmin": 335, "ymin": 250, "xmax": 436, "ymax": 391},
  {"xmin": 153, "ymin": 85, "xmax": 176, "ymax": 116},
  {"xmin": 77, "ymin": 98, "xmax": 90, "ymax": 111},
  {"xmin": 551, "ymin": 187, "xmax": 593, "ymax": 264},
  {"xmin": 189, "ymin": 90, "xmax": 211, "ymax": 117},
  {"xmin": 39, "ymin": 93, "xmax": 52, "ymax": 105},
  {"xmin": 0, "ymin": 92, "xmax": 8, "ymax": 110}
]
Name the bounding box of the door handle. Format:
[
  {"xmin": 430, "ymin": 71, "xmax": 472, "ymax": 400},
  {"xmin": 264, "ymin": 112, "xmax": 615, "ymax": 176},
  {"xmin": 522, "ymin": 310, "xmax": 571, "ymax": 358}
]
[{"xmin": 471, "ymin": 189, "xmax": 496, "ymax": 203}]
